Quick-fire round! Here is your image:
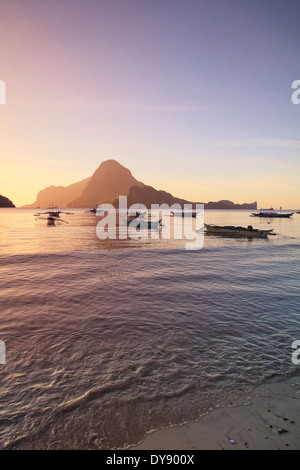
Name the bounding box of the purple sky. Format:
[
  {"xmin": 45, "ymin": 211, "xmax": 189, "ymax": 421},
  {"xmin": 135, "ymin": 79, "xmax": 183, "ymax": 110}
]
[{"xmin": 0, "ymin": 0, "xmax": 299, "ymax": 207}]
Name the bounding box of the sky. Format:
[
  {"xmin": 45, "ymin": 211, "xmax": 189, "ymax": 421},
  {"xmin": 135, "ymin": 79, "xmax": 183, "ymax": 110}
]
[{"xmin": 0, "ymin": 0, "xmax": 299, "ymax": 208}]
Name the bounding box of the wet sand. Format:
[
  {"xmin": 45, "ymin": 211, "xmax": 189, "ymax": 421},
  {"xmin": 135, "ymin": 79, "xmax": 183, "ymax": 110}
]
[{"xmin": 131, "ymin": 377, "xmax": 300, "ymax": 450}]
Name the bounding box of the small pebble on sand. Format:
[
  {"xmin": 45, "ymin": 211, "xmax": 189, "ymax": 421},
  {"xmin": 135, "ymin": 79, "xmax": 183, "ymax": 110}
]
[{"xmin": 277, "ymin": 428, "xmax": 288, "ymax": 434}]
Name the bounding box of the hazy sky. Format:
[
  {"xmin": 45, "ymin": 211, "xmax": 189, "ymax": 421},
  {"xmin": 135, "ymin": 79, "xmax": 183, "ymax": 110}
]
[{"xmin": 0, "ymin": 0, "xmax": 299, "ymax": 207}]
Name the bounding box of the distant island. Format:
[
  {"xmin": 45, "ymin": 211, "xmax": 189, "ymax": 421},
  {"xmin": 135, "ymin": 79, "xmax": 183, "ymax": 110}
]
[
  {"xmin": 0, "ymin": 195, "xmax": 15, "ymax": 208},
  {"xmin": 23, "ymin": 159, "xmax": 257, "ymax": 210},
  {"xmin": 204, "ymin": 200, "xmax": 257, "ymax": 210},
  {"xmin": 22, "ymin": 176, "xmax": 91, "ymax": 209},
  {"xmin": 113, "ymin": 184, "xmax": 257, "ymax": 210}
]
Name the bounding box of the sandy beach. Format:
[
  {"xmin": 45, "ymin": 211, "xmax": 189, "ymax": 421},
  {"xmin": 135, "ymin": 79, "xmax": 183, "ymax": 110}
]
[{"xmin": 131, "ymin": 377, "xmax": 300, "ymax": 450}]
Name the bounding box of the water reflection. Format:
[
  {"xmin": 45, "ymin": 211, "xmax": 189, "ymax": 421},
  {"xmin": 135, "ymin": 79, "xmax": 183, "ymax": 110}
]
[{"xmin": 0, "ymin": 208, "xmax": 298, "ymax": 254}]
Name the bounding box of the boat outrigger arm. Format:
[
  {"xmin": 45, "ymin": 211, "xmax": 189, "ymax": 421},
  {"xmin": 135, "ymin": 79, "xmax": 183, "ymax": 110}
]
[{"xmin": 34, "ymin": 210, "xmax": 73, "ymax": 217}]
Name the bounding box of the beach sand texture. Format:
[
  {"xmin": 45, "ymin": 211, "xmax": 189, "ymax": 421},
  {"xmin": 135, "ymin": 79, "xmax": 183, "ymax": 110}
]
[{"xmin": 132, "ymin": 378, "xmax": 300, "ymax": 450}]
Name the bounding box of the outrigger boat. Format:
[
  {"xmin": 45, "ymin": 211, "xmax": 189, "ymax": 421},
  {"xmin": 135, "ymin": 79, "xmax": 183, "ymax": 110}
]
[
  {"xmin": 251, "ymin": 208, "xmax": 294, "ymax": 218},
  {"xmin": 204, "ymin": 224, "xmax": 275, "ymax": 238},
  {"xmin": 34, "ymin": 205, "xmax": 73, "ymax": 218},
  {"xmin": 35, "ymin": 215, "xmax": 70, "ymax": 226},
  {"xmin": 34, "ymin": 206, "xmax": 73, "ymax": 226},
  {"xmin": 170, "ymin": 210, "xmax": 198, "ymax": 217}
]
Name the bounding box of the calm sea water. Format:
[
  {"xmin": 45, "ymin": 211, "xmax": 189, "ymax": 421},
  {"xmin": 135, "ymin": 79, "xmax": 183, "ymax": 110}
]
[{"xmin": 0, "ymin": 208, "xmax": 299, "ymax": 449}]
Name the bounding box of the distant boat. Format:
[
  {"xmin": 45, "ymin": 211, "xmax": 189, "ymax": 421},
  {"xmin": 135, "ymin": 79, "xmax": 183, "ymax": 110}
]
[
  {"xmin": 35, "ymin": 215, "xmax": 69, "ymax": 226},
  {"xmin": 126, "ymin": 219, "xmax": 162, "ymax": 229},
  {"xmin": 171, "ymin": 210, "xmax": 198, "ymax": 217},
  {"xmin": 46, "ymin": 204, "xmax": 60, "ymax": 218},
  {"xmin": 251, "ymin": 208, "xmax": 294, "ymax": 218},
  {"xmin": 48, "ymin": 210, "xmax": 61, "ymax": 218},
  {"xmin": 34, "ymin": 205, "xmax": 73, "ymax": 218},
  {"xmin": 204, "ymin": 224, "xmax": 274, "ymax": 238},
  {"xmin": 34, "ymin": 206, "xmax": 73, "ymax": 225},
  {"xmin": 89, "ymin": 207, "xmax": 106, "ymax": 214}
]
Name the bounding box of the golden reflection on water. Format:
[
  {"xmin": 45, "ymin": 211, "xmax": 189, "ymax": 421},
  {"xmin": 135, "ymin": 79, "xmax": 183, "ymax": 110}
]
[{"xmin": 0, "ymin": 208, "xmax": 298, "ymax": 254}]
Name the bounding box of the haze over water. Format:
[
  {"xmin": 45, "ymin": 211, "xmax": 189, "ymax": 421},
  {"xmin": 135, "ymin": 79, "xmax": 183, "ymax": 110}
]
[{"xmin": 0, "ymin": 209, "xmax": 299, "ymax": 449}]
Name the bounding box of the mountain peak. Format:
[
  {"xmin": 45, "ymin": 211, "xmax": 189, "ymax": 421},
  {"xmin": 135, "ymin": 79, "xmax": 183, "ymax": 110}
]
[
  {"xmin": 98, "ymin": 159, "xmax": 124, "ymax": 168},
  {"xmin": 67, "ymin": 160, "xmax": 143, "ymax": 208},
  {"xmin": 93, "ymin": 159, "xmax": 134, "ymax": 178}
]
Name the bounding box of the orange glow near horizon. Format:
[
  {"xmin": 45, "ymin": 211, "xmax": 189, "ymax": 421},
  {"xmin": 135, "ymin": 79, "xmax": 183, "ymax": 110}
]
[
  {"xmin": 1, "ymin": 158, "xmax": 299, "ymax": 210},
  {"xmin": 0, "ymin": 1, "xmax": 299, "ymax": 210}
]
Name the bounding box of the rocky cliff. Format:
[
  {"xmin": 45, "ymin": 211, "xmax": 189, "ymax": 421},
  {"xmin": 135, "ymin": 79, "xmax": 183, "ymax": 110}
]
[{"xmin": 0, "ymin": 195, "xmax": 15, "ymax": 208}]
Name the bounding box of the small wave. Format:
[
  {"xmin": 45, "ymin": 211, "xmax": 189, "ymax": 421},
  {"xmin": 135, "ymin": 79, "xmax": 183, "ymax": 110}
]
[{"xmin": 56, "ymin": 377, "xmax": 132, "ymax": 414}]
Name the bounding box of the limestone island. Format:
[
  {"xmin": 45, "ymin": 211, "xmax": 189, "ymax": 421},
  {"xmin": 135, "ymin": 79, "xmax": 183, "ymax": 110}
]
[{"xmin": 0, "ymin": 195, "xmax": 15, "ymax": 208}]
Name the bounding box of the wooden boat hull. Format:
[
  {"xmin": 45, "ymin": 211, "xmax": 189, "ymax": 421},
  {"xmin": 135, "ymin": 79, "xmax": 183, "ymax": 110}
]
[
  {"xmin": 251, "ymin": 212, "xmax": 294, "ymax": 218},
  {"xmin": 48, "ymin": 211, "xmax": 60, "ymax": 218},
  {"xmin": 47, "ymin": 217, "xmax": 56, "ymax": 226},
  {"xmin": 204, "ymin": 224, "xmax": 274, "ymax": 238},
  {"xmin": 171, "ymin": 211, "xmax": 197, "ymax": 217}
]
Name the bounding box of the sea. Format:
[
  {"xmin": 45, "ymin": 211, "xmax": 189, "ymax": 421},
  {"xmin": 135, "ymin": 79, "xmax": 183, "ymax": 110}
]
[{"xmin": 0, "ymin": 208, "xmax": 299, "ymax": 449}]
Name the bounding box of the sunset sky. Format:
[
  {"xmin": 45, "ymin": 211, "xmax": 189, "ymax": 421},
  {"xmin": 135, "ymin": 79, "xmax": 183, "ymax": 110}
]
[{"xmin": 0, "ymin": 0, "xmax": 299, "ymax": 208}]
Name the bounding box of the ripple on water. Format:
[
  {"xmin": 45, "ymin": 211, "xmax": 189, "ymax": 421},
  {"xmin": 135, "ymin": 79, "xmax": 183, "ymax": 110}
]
[{"xmin": 0, "ymin": 241, "xmax": 299, "ymax": 448}]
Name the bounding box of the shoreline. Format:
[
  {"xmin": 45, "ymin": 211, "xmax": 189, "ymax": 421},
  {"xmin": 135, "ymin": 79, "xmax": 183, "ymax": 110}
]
[{"xmin": 130, "ymin": 376, "xmax": 300, "ymax": 450}]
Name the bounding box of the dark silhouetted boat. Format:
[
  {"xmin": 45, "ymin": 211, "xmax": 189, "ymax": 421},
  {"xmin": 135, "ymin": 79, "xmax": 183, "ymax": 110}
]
[
  {"xmin": 89, "ymin": 207, "xmax": 107, "ymax": 214},
  {"xmin": 34, "ymin": 205, "xmax": 73, "ymax": 218},
  {"xmin": 251, "ymin": 208, "xmax": 294, "ymax": 218},
  {"xmin": 34, "ymin": 205, "xmax": 73, "ymax": 226},
  {"xmin": 35, "ymin": 215, "xmax": 70, "ymax": 226},
  {"xmin": 171, "ymin": 210, "xmax": 198, "ymax": 217},
  {"xmin": 204, "ymin": 224, "xmax": 274, "ymax": 238}
]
